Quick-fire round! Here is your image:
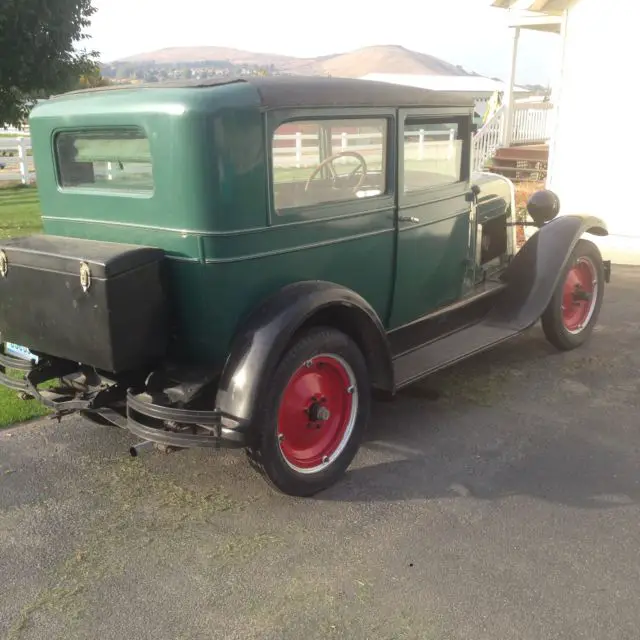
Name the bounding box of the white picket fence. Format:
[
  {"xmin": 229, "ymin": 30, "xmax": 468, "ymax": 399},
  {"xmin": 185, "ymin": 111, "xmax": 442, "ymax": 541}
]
[
  {"xmin": 274, "ymin": 129, "xmax": 458, "ymax": 169},
  {"xmin": 1, "ymin": 125, "xmax": 30, "ymax": 135},
  {"xmin": 1, "ymin": 108, "xmax": 550, "ymax": 185},
  {"xmin": 0, "ymin": 134, "xmax": 34, "ymax": 184},
  {"xmin": 0, "ymin": 128, "xmax": 458, "ymax": 184}
]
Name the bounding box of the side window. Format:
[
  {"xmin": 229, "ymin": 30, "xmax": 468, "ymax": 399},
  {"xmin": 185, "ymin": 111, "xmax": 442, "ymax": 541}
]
[
  {"xmin": 55, "ymin": 128, "xmax": 154, "ymax": 193},
  {"xmin": 272, "ymin": 118, "xmax": 387, "ymax": 213},
  {"xmin": 403, "ymin": 121, "xmax": 463, "ymax": 192}
]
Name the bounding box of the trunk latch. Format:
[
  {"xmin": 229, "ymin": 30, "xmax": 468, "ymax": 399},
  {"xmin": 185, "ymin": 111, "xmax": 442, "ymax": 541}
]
[{"xmin": 79, "ymin": 261, "xmax": 91, "ymax": 292}]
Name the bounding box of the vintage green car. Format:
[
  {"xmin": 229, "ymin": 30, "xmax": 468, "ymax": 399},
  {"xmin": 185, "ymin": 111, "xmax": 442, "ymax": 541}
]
[{"xmin": 0, "ymin": 77, "xmax": 610, "ymax": 496}]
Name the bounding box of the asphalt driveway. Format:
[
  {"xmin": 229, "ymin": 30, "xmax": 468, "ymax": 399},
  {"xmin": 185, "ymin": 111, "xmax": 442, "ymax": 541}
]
[{"xmin": 1, "ymin": 267, "xmax": 639, "ymax": 640}]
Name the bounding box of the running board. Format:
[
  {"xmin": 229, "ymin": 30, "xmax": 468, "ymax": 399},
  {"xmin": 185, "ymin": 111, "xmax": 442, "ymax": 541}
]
[{"xmin": 393, "ymin": 322, "xmax": 519, "ymax": 389}]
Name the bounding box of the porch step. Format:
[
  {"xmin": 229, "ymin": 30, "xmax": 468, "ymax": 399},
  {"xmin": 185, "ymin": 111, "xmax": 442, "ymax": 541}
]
[
  {"xmin": 495, "ymin": 146, "xmax": 549, "ymax": 162},
  {"xmin": 489, "ymin": 164, "xmax": 547, "ymax": 177},
  {"xmin": 485, "ymin": 145, "xmax": 549, "ymax": 183}
]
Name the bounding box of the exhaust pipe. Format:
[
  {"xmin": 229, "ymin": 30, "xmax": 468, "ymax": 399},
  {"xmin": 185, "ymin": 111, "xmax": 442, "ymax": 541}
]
[
  {"xmin": 129, "ymin": 440, "xmax": 155, "ymax": 457},
  {"xmin": 129, "ymin": 441, "xmax": 181, "ymax": 457}
]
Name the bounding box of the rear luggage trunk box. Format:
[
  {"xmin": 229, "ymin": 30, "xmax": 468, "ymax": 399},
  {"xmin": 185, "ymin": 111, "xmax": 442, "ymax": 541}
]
[{"xmin": 0, "ymin": 235, "xmax": 167, "ymax": 373}]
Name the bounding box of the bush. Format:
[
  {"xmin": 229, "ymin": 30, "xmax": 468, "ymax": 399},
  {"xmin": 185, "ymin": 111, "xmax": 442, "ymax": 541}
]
[
  {"xmin": 515, "ymin": 181, "xmax": 543, "ymax": 221},
  {"xmin": 514, "ymin": 181, "xmax": 544, "ymax": 247}
]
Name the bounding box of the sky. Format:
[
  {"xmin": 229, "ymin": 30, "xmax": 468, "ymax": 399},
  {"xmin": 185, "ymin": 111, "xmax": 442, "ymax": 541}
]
[{"xmin": 87, "ymin": 0, "xmax": 560, "ymax": 86}]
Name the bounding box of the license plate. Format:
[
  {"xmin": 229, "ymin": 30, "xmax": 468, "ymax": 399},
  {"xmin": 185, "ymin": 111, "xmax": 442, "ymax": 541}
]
[{"xmin": 4, "ymin": 342, "xmax": 39, "ymax": 364}]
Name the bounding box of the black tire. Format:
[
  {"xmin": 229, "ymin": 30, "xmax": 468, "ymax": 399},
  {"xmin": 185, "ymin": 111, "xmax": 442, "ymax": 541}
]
[
  {"xmin": 246, "ymin": 327, "xmax": 371, "ymax": 497},
  {"xmin": 541, "ymin": 238, "xmax": 604, "ymax": 351}
]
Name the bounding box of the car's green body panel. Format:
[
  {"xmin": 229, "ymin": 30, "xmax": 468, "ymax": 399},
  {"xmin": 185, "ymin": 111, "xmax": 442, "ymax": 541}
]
[
  {"xmin": 391, "ymin": 188, "xmax": 472, "ymax": 327},
  {"xmin": 27, "ymin": 78, "xmax": 512, "ymax": 370},
  {"xmin": 31, "ymin": 82, "xmax": 265, "ymax": 237},
  {"xmin": 43, "ymin": 210, "xmax": 395, "ymax": 366}
]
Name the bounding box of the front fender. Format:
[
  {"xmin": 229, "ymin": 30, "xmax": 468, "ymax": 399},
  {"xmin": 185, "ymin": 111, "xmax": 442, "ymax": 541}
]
[
  {"xmin": 215, "ymin": 281, "xmax": 393, "ymax": 424},
  {"xmin": 488, "ymin": 214, "xmax": 608, "ymax": 330}
]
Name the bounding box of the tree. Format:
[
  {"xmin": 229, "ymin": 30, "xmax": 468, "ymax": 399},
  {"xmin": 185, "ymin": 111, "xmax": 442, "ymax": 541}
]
[
  {"xmin": 0, "ymin": 0, "xmax": 97, "ymax": 127},
  {"xmin": 76, "ymin": 64, "xmax": 111, "ymax": 90}
]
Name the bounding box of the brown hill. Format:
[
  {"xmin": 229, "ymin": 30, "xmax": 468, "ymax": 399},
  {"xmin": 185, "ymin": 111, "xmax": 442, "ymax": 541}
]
[
  {"xmin": 294, "ymin": 45, "xmax": 470, "ymax": 77},
  {"xmin": 119, "ymin": 46, "xmax": 295, "ymax": 67},
  {"xmin": 117, "ymin": 44, "xmax": 472, "ymax": 78}
]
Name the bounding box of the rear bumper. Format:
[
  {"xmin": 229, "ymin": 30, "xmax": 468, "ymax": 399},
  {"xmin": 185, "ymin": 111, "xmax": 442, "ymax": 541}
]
[
  {"xmin": 0, "ymin": 345, "xmax": 249, "ymax": 449},
  {"xmin": 0, "ymin": 348, "xmax": 88, "ymax": 410},
  {"xmin": 0, "ymin": 350, "xmax": 32, "ymax": 390},
  {"xmin": 125, "ymin": 391, "xmax": 249, "ymax": 449}
]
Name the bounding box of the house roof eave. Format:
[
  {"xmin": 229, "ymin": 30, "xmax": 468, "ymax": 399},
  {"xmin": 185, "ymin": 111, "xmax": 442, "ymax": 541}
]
[
  {"xmin": 491, "ymin": 0, "xmax": 570, "ymax": 11},
  {"xmin": 508, "ymin": 14, "xmax": 563, "ymax": 32}
]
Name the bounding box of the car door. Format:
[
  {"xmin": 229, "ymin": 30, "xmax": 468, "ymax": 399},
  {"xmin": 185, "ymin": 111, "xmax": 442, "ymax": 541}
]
[
  {"xmin": 265, "ymin": 108, "xmax": 398, "ymax": 326},
  {"xmin": 389, "ymin": 109, "xmax": 475, "ymax": 329}
]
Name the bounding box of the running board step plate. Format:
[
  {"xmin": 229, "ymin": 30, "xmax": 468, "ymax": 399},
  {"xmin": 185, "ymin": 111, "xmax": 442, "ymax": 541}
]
[{"xmin": 393, "ymin": 322, "xmax": 518, "ymax": 389}]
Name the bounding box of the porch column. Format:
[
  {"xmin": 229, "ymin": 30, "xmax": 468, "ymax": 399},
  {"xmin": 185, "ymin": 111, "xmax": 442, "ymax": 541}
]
[
  {"xmin": 501, "ymin": 26, "xmax": 521, "ymax": 147},
  {"xmin": 546, "ymin": 9, "xmax": 569, "ymax": 190}
]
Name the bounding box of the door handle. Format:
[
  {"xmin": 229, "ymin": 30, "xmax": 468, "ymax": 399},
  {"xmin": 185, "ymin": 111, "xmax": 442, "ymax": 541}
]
[{"xmin": 398, "ymin": 216, "xmax": 420, "ymax": 223}]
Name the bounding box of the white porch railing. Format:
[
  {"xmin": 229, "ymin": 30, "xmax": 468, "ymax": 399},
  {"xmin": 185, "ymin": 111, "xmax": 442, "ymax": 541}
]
[
  {"xmin": 511, "ymin": 101, "xmax": 553, "ymax": 145},
  {"xmin": 472, "ymin": 101, "xmax": 552, "ymax": 172},
  {"xmin": 472, "ymin": 105, "xmax": 506, "ymax": 173}
]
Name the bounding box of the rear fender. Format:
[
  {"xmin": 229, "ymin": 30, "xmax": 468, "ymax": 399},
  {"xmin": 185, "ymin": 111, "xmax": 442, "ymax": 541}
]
[
  {"xmin": 488, "ymin": 214, "xmax": 608, "ymax": 330},
  {"xmin": 215, "ymin": 281, "xmax": 393, "ymax": 424}
]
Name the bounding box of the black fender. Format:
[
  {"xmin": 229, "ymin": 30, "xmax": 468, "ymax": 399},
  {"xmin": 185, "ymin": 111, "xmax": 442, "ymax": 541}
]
[
  {"xmin": 215, "ymin": 281, "xmax": 394, "ymax": 423},
  {"xmin": 488, "ymin": 214, "xmax": 608, "ymax": 330}
]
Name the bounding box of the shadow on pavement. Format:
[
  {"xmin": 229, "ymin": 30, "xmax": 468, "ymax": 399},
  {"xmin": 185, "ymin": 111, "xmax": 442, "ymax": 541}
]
[{"xmin": 315, "ymin": 321, "xmax": 640, "ymax": 510}]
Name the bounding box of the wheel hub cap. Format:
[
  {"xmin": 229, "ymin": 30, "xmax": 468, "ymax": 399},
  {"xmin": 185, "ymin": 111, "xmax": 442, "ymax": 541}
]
[
  {"xmin": 308, "ymin": 402, "xmax": 331, "ymax": 423},
  {"xmin": 277, "ymin": 354, "xmax": 358, "ymax": 474},
  {"xmin": 561, "ymin": 257, "xmax": 598, "ymax": 333}
]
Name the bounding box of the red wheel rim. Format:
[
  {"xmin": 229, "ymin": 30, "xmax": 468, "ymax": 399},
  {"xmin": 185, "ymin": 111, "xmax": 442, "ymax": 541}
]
[
  {"xmin": 561, "ymin": 256, "xmax": 598, "ymax": 334},
  {"xmin": 277, "ymin": 354, "xmax": 358, "ymax": 474}
]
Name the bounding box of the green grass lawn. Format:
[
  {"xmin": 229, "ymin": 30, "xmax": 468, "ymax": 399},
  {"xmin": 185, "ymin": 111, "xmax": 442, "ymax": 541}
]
[
  {"xmin": 0, "ymin": 184, "xmax": 43, "ymax": 238},
  {"xmin": 0, "ymin": 185, "xmax": 51, "ymax": 427},
  {"xmin": 0, "ymin": 374, "xmax": 51, "ymax": 428}
]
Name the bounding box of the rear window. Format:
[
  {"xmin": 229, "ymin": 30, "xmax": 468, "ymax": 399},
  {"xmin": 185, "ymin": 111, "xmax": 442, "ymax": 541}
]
[{"xmin": 55, "ymin": 128, "xmax": 154, "ymax": 193}]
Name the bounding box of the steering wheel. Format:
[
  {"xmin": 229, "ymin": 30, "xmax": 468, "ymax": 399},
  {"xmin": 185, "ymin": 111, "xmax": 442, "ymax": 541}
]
[{"xmin": 304, "ymin": 151, "xmax": 368, "ymax": 193}]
